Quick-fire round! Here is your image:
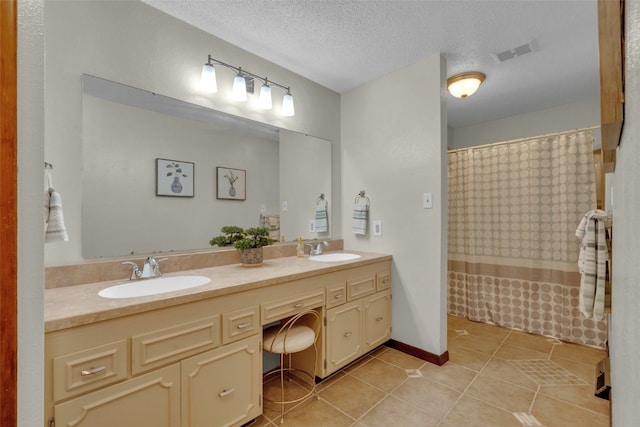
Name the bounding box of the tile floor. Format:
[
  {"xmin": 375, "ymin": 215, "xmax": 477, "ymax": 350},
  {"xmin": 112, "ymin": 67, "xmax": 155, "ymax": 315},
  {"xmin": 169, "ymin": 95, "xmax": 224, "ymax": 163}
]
[{"xmin": 252, "ymin": 315, "xmax": 610, "ymax": 427}]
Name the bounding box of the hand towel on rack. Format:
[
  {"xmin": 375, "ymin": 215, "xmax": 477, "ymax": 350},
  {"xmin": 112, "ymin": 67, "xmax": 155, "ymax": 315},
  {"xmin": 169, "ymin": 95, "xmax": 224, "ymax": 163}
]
[
  {"xmin": 576, "ymin": 210, "xmax": 610, "ymax": 320},
  {"xmin": 315, "ymin": 204, "xmax": 328, "ymax": 233},
  {"xmin": 45, "ymin": 187, "xmax": 69, "ymax": 243},
  {"xmin": 352, "ymin": 203, "xmax": 368, "ymax": 235}
]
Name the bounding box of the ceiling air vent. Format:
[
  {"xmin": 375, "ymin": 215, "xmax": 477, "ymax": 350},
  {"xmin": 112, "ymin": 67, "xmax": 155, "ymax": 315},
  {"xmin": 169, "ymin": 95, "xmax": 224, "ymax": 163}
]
[{"xmin": 491, "ymin": 40, "xmax": 537, "ymax": 64}]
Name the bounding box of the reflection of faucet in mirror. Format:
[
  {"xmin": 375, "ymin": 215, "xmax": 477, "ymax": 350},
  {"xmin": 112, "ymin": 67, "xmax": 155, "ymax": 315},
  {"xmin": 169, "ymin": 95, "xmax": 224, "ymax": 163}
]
[
  {"xmin": 122, "ymin": 257, "xmax": 168, "ymax": 280},
  {"xmin": 305, "ymin": 241, "xmax": 328, "ymax": 256}
]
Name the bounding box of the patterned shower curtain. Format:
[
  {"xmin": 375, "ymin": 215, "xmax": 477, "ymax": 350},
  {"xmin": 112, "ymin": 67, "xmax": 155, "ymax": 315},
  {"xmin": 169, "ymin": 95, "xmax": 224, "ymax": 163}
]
[{"xmin": 447, "ymin": 130, "xmax": 607, "ymax": 348}]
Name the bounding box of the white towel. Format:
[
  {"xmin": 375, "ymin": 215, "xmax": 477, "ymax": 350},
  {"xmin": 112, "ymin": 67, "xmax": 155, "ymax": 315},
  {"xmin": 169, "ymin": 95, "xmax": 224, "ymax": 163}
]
[
  {"xmin": 315, "ymin": 204, "xmax": 328, "ymax": 233},
  {"xmin": 576, "ymin": 210, "xmax": 610, "ymax": 320},
  {"xmin": 45, "ymin": 187, "xmax": 69, "ymax": 243},
  {"xmin": 352, "ymin": 203, "xmax": 368, "ymax": 235}
]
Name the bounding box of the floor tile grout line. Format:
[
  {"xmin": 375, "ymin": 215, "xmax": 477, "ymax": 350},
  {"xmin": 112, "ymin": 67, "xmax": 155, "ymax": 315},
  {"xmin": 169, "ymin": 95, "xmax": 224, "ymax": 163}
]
[{"xmin": 439, "ymin": 327, "xmax": 515, "ymax": 422}]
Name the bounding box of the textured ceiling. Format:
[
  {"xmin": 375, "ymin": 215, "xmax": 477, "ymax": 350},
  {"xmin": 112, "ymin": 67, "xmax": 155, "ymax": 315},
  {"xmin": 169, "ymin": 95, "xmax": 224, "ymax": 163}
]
[{"xmin": 142, "ymin": 0, "xmax": 600, "ymax": 128}]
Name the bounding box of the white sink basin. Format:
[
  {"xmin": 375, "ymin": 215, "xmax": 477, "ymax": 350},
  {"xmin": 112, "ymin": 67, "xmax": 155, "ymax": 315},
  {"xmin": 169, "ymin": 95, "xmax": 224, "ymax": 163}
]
[
  {"xmin": 98, "ymin": 275, "xmax": 212, "ymax": 299},
  {"xmin": 309, "ymin": 253, "xmax": 362, "ymax": 262}
]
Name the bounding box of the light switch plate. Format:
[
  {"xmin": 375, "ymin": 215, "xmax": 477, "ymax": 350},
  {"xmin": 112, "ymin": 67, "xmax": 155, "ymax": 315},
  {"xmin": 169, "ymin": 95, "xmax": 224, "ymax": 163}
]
[
  {"xmin": 423, "ymin": 192, "xmax": 433, "ymax": 209},
  {"xmin": 308, "ymin": 220, "xmax": 316, "ymax": 232},
  {"xmin": 373, "ymin": 220, "xmax": 382, "ymax": 236}
]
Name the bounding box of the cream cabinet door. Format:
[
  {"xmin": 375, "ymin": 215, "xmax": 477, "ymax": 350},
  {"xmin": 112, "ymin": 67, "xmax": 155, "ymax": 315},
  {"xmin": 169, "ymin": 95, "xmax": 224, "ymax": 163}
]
[
  {"xmin": 181, "ymin": 335, "xmax": 262, "ymax": 427},
  {"xmin": 54, "ymin": 364, "xmax": 181, "ymax": 427},
  {"xmin": 364, "ymin": 291, "xmax": 391, "ymax": 352},
  {"xmin": 325, "ymin": 300, "xmax": 363, "ymax": 375}
]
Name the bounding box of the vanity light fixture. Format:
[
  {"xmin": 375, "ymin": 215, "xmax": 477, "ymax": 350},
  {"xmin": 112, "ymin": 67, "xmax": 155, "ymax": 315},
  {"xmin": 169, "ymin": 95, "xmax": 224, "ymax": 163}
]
[
  {"xmin": 258, "ymin": 79, "xmax": 273, "ymax": 109},
  {"xmin": 447, "ymin": 71, "xmax": 486, "ymax": 99},
  {"xmin": 200, "ymin": 54, "xmax": 294, "ymax": 116}
]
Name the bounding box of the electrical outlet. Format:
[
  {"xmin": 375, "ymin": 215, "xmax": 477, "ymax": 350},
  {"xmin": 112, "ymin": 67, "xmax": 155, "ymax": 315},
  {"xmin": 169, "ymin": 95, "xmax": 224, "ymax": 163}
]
[
  {"xmin": 282, "ymin": 201, "xmax": 288, "ymax": 212},
  {"xmin": 308, "ymin": 220, "xmax": 316, "ymax": 232},
  {"xmin": 373, "ymin": 220, "xmax": 383, "ymax": 236},
  {"xmin": 260, "ymin": 204, "xmax": 266, "ymax": 213}
]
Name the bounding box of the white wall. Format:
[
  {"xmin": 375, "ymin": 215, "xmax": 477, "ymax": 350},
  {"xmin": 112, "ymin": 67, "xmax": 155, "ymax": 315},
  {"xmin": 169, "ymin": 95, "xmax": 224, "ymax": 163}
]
[
  {"xmin": 611, "ymin": 1, "xmax": 640, "ymax": 425},
  {"xmin": 45, "ymin": 0, "xmax": 341, "ymax": 265},
  {"xmin": 17, "ymin": 1, "xmax": 45, "ymax": 425},
  {"xmin": 341, "ymin": 54, "xmax": 448, "ymax": 356},
  {"xmin": 450, "ymin": 99, "xmax": 601, "ymax": 149}
]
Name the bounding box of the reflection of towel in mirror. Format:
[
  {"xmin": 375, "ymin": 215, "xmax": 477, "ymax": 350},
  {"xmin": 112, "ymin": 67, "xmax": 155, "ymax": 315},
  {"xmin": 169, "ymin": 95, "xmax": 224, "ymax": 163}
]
[
  {"xmin": 45, "ymin": 187, "xmax": 69, "ymax": 242},
  {"xmin": 315, "ymin": 204, "xmax": 328, "ymax": 233},
  {"xmin": 259, "ymin": 213, "xmax": 280, "ymax": 241},
  {"xmin": 352, "ymin": 203, "xmax": 368, "ymax": 235}
]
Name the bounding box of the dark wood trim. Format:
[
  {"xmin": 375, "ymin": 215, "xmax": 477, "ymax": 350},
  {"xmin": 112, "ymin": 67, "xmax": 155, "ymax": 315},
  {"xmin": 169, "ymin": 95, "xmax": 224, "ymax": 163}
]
[
  {"xmin": 387, "ymin": 339, "xmax": 450, "ymax": 366},
  {"xmin": 0, "ymin": 0, "xmax": 18, "ymax": 425}
]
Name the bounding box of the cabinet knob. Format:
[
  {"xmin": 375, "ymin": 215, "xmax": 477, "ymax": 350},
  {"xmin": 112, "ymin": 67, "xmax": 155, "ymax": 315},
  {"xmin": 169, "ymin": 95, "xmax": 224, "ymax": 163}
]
[
  {"xmin": 376, "ymin": 316, "xmax": 384, "ymax": 322},
  {"xmin": 293, "ymin": 302, "xmax": 304, "ymax": 308},
  {"xmin": 344, "ymin": 331, "xmax": 352, "ymax": 338},
  {"xmin": 218, "ymin": 388, "xmax": 235, "ymax": 398}
]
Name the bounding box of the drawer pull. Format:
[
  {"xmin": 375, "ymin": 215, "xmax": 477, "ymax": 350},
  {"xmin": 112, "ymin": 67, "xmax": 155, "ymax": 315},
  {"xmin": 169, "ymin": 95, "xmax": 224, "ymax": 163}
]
[
  {"xmin": 376, "ymin": 316, "xmax": 384, "ymax": 322},
  {"xmin": 219, "ymin": 388, "xmax": 235, "ymax": 398},
  {"xmin": 344, "ymin": 331, "xmax": 352, "ymax": 338},
  {"xmin": 80, "ymin": 366, "xmax": 106, "ymax": 376},
  {"xmin": 293, "ymin": 302, "xmax": 304, "ymax": 308},
  {"xmin": 334, "ymin": 293, "xmax": 344, "ymax": 299},
  {"xmin": 236, "ymin": 322, "xmax": 251, "ymax": 330}
]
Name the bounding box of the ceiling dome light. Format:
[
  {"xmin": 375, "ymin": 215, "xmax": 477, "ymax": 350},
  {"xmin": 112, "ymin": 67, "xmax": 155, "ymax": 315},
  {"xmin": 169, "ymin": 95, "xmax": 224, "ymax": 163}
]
[{"xmin": 447, "ymin": 72, "xmax": 486, "ymax": 99}]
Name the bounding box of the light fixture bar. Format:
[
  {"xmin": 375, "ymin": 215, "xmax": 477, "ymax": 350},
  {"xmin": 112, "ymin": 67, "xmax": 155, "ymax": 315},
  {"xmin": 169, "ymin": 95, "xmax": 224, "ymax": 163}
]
[{"xmin": 202, "ymin": 54, "xmax": 294, "ymax": 116}]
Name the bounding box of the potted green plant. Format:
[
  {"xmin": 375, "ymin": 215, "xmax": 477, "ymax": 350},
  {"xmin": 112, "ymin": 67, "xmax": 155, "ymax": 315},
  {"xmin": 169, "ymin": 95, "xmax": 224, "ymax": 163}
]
[{"xmin": 210, "ymin": 226, "xmax": 274, "ymax": 267}]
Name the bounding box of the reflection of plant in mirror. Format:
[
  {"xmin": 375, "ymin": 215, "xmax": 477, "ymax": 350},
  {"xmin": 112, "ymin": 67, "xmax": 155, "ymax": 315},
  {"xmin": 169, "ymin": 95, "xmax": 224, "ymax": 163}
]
[{"xmin": 209, "ymin": 226, "xmax": 274, "ymax": 250}]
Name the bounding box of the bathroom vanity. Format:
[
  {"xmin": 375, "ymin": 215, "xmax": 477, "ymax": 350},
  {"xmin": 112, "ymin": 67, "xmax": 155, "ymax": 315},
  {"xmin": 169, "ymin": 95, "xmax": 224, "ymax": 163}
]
[{"xmin": 44, "ymin": 250, "xmax": 391, "ymax": 427}]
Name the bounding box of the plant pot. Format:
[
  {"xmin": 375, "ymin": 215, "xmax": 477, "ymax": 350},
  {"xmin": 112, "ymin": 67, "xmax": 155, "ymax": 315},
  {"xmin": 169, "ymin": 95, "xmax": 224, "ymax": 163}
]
[{"xmin": 240, "ymin": 247, "xmax": 263, "ymax": 267}]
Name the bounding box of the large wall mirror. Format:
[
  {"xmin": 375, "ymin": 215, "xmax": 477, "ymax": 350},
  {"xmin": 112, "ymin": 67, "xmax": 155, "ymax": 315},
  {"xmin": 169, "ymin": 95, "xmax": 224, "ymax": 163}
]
[{"xmin": 81, "ymin": 75, "xmax": 331, "ymax": 259}]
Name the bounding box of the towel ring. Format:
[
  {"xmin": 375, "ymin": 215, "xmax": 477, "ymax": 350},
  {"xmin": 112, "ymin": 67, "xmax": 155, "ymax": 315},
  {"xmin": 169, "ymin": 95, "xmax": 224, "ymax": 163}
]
[
  {"xmin": 354, "ymin": 190, "xmax": 370, "ymax": 207},
  {"xmin": 316, "ymin": 193, "xmax": 327, "ymax": 206}
]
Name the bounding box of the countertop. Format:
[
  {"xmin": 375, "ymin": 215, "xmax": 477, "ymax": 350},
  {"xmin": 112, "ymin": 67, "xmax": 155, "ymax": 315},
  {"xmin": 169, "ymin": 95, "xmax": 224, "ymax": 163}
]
[{"xmin": 45, "ymin": 251, "xmax": 391, "ymax": 333}]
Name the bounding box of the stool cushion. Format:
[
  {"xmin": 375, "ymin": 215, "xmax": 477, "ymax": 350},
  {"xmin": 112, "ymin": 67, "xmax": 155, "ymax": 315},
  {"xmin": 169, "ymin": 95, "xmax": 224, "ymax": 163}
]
[{"xmin": 263, "ymin": 324, "xmax": 315, "ymax": 354}]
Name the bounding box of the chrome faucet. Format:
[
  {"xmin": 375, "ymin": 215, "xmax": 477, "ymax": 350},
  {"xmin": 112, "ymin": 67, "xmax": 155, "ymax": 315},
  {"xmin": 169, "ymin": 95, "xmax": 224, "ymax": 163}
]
[
  {"xmin": 305, "ymin": 241, "xmax": 329, "ymax": 256},
  {"xmin": 122, "ymin": 257, "xmax": 168, "ymax": 280}
]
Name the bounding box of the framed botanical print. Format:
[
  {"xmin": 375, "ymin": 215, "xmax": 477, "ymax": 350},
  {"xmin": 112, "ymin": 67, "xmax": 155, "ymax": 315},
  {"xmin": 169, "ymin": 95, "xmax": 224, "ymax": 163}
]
[
  {"xmin": 156, "ymin": 158, "xmax": 194, "ymax": 197},
  {"xmin": 216, "ymin": 167, "xmax": 246, "ymax": 201}
]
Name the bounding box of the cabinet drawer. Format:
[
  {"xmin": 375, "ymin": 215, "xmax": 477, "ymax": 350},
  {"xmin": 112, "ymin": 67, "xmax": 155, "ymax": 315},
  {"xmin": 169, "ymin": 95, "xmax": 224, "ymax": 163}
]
[
  {"xmin": 326, "ymin": 283, "xmax": 347, "ymax": 309},
  {"xmin": 262, "ymin": 289, "xmax": 325, "ymax": 324},
  {"xmin": 53, "ymin": 339, "xmax": 128, "ymax": 402},
  {"xmin": 376, "ymin": 272, "xmax": 391, "ymax": 291},
  {"xmin": 222, "ymin": 305, "xmax": 260, "ymax": 344},
  {"xmin": 347, "ymin": 276, "xmax": 376, "ymax": 301},
  {"xmin": 131, "ymin": 315, "xmax": 221, "ymax": 375}
]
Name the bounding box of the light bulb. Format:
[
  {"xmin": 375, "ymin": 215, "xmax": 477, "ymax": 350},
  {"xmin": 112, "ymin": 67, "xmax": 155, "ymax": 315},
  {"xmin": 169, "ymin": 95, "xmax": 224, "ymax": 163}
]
[
  {"xmin": 200, "ymin": 63, "xmax": 217, "ymax": 93},
  {"xmin": 282, "ymin": 92, "xmax": 295, "ymax": 117},
  {"xmin": 258, "ymin": 83, "xmax": 272, "ymax": 109},
  {"xmin": 232, "ymin": 74, "xmax": 247, "ymax": 101}
]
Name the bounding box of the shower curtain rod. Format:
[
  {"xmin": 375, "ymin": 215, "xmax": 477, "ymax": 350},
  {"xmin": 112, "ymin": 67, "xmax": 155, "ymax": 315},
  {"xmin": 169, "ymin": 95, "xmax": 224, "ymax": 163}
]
[{"xmin": 447, "ymin": 125, "xmax": 601, "ymax": 154}]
